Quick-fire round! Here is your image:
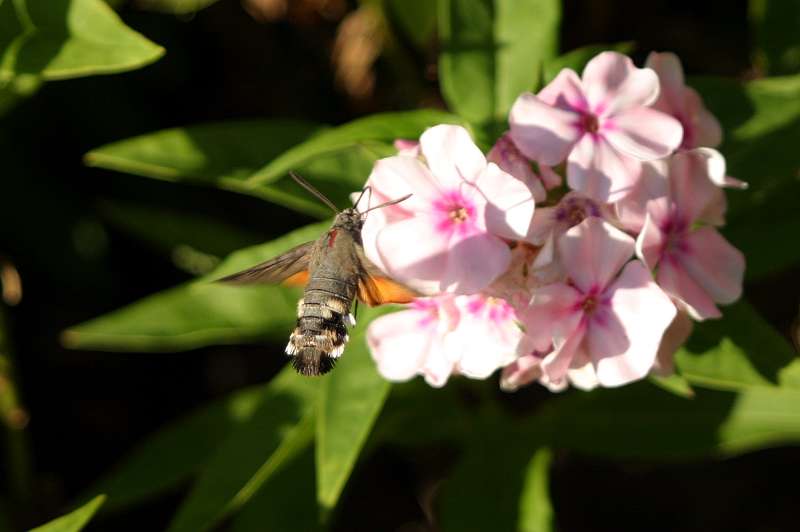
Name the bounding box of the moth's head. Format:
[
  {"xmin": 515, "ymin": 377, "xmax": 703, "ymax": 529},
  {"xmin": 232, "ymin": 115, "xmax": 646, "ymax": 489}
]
[{"xmin": 334, "ymin": 208, "xmax": 365, "ymax": 232}]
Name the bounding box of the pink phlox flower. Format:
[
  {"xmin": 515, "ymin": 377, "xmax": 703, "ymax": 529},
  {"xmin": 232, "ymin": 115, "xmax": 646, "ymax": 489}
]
[
  {"xmin": 367, "ymin": 294, "xmax": 523, "ymax": 386},
  {"xmin": 363, "ymin": 124, "xmax": 535, "ymax": 295},
  {"xmin": 393, "ymin": 138, "xmax": 421, "ymax": 157},
  {"xmin": 509, "ymin": 51, "xmax": 683, "ymax": 203},
  {"xmin": 487, "ymin": 132, "xmax": 562, "ymax": 203},
  {"xmin": 367, "ymin": 296, "xmax": 460, "ymax": 387},
  {"xmin": 520, "ymin": 217, "xmax": 676, "ymax": 388},
  {"xmin": 636, "ymin": 149, "xmax": 746, "ymax": 321},
  {"xmin": 652, "ymin": 311, "xmax": 694, "ymax": 377},
  {"xmin": 645, "ymin": 52, "xmax": 723, "ymax": 150},
  {"xmin": 500, "ymin": 350, "xmax": 548, "ymax": 392},
  {"xmin": 527, "ymin": 192, "xmax": 614, "ymax": 279},
  {"xmin": 615, "ymin": 148, "xmax": 747, "ymax": 233},
  {"xmin": 486, "ymin": 242, "xmax": 546, "ymax": 310}
]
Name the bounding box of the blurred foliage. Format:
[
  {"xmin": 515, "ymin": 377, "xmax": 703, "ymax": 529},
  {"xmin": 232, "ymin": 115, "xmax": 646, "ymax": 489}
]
[{"xmin": 0, "ymin": 0, "xmax": 798, "ymax": 530}]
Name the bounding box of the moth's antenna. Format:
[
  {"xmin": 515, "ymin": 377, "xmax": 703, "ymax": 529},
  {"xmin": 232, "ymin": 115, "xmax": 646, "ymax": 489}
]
[
  {"xmin": 353, "ymin": 186, "xmax": 372, "ymax": 213},
  {"xmin": 289, "ymin": 171, "xmax": 339, "ymax": 214},
  {"xmin": 361, "ymin": 194, "xmax": 412, "ymax": 215}
]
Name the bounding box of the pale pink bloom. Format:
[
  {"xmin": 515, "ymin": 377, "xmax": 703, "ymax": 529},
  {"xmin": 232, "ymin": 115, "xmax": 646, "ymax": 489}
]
[
  {"xmin": 527, "ymin": 192, "xmax": 612, "ymax": 277},
  {"xmin": 367, "ymin": 296, "xmax": 459, "ymax": 387},
  {"xmin": 520, "ymin": 218, "xmax": 676, "ymax": 387},
  {"xmin": 446, "ymin": 294, "xmax": 523, "ymax": 379},
  {"xmin": 486, "ymin": 242, "xmax": 544, "ymax": 310},
  {"xmin": 500, "ymin": 351, "xmax": 546, "ymax": 392},
  {"xmin": 509, "ymin": 51, "xmax": 683, "ymax": 202},
  {"xmin": 364, "ymin": 124, "xmax": 535, "ymax": 294},
  {"xmin": 645, "ymin": 52, "xmax": 722, "ymax": 149},
  {"xmin": 393, "ymin": 138, "xmax": 420, "ymax": 156},
  {"xmin": 615, "ymin": 148, "xmax": 747, "ymax": 233},
  {"xmin": 487, "ymin": 132, "xmax": 562, "ymax": 202},
  {"xmin": 652, "ymin": 311, "xmax": 694, "ymax": 376},
  {"xmin": 368, "ymin": 294, "xmax": 523, "ymax": 386},
  {"xmin": 636, "ymin": 150, "xmax": 746, "ymax": 320}
]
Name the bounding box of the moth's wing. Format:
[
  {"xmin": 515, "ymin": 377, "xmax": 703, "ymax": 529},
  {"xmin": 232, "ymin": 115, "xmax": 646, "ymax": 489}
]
[
  {"xmin": 216, "ymin": 241, "xmax": 313, "ymax": 286},
  {"xmin": 355, "ymin": 246, "xmax": 419, "ymax": 306}
]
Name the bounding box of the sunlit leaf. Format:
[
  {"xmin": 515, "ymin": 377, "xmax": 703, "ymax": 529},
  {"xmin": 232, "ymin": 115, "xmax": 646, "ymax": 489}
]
[
  {"xmin": 84, "ymin": 386, "xmax": 263, "ymax": 512},
  {"xmin": 247, "ymin": 109, "xmax": 464, "ymax": 185},
  {"xmin": 518, "ymin": 448, "xmax": 555, "ymax": 532},
  {"xmin": 537, "ymin": 382, "xmax": 800, "ymax": 459},
  {"xmin": 676, "ymin": 301, "xmax": 800, "ymax": 391},
  {"xmin": 316, "ymin": 306, "xmax": 393, "ymax": 519},
  {"xmin": 0, "ymin": 0, "xmax": 163, "ymax": 81},
  {"xmin": 440, "ymin": 417, "xmax": 553, "ymax": 532},
  {"xmin": 29, "ymin": 495, "xmax": 105, "ymax": 532},
  {"xmin": 62, "ymin": 222, "xmax": 328, "ymax": 352},
  {"xmin": 0, "ymin": 73, "xmax": 39, "ymax": 116},
  {"xmin": 386, "ymin": 0, "xmax": 437, "ymax": 50},
  {"xmin": 166, "ymin": 368, "xmax": 318, "ymax": 532},
  {"xmin": 438, "ymin": 0, "xmax": 560, "ymax": 134},
  {"xmin": 693, "ymin": 74, "xmax": 800, "ymax": 279},
  {"xmin": 231, "ymin": 448, "xmax": 321, "ymax": 532},
  {"xmin": 649, "ymin": 373, "xmax": 695, "ymax": 398},
  {"xmin": 542, "ymin": 42, "xmax": 635, "ymax": 85}
]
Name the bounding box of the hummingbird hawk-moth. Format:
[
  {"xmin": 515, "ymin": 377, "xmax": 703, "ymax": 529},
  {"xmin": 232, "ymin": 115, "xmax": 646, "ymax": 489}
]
[{"xmin": 219, "ymin": 173, "xmax": 417, "ymax": 376}]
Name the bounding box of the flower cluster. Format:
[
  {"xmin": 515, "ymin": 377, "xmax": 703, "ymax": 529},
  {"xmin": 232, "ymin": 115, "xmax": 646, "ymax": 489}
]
[{"xmin": 363, "ymin": 51, "xmax": 746, "ymax": 391}]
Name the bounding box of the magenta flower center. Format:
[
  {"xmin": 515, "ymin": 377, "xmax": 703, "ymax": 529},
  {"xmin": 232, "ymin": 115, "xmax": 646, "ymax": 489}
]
[
  {"xmin": 582, "ymin": 295, "xmax": 599, "ymax": 314},
  {"xmin": 555, "ymin": 197, "xmax": 600, "ymax": 228},
  {"xmin": 582, "ymin": 113, "xmax": 600, "ymax": 133},
  {"xmin": 433, "ymin": 190, "xmax": 476, "ymax": 236},
  {"xmin": 661, "ymin": 216, "xmax": 690, "ymax": 258},
  {"xmin": 466, "ymin": 296, "xmax": 515, "ymax": 323}
]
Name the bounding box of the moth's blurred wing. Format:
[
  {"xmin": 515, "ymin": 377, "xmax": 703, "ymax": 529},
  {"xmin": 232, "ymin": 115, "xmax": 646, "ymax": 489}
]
[
  {"xmin": 355, "ymin": 247, "xmax": 418, "ymax": 306},
  {"xmin": 216, "ymin": 241, "xmax": 313, "ymax": 285}
]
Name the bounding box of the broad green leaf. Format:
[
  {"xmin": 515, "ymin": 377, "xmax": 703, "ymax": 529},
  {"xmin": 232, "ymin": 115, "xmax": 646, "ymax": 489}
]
[
  {"xmin": 438, "ymin": 0, "xmax": 560, "ymax": 133},
  {"xmin": 85, "ymin": 120, "xmax": 344, "ymax": 218},
  {"xmin": 316, "ymin": 306, "xmax": 393, "ymax": 518},
  {"xmin": 440, "ymin": 418, "xmax": 552, "ymax": 532},
  {"xmin": 98, "ymin": 201, "xmax": 262, "ymax": 273},
  {"xmin": 30, "ymin": 495, "xmax": 105, "ymax": 532},
  {"xmin": 750, "ymin": 0, "xmax": 800, "ymax": 75},
  {"xmin": 518, "ymin": 448, "xmax": 554, "ymax": 532},
  {"xmin": 0, "ymin": 73, "xmax": 39, "ymax": 116},
  {"xmin": 542, "ymin": 42, "xmax": 635, "ymax": 85},
  {"xmin": 649, "ymin": 373, "xmax": 695, "ymax": 398},
  {"xmin": 84, "ymin": 385, "xmax": 263, "ymax": 512},
  {"xmin": 136, "ymin": 0, "xmax": 221, "ymax": 14},
  {"xmin": 0, "ymin": 0, "xmax": 163, "ymax": 81},
  {"xmin": 62, "ymin": 221, "xmax": 329, "ymax": 352},
  {"xmin": 693, "ymin": 74, "xmax": 800, "ymax": 279},
  {"xmin": 248, "ymin": 109, "xmax": 464, "ymax": 185},
  {"xmin": 385, "ymin": 0, "xmax": 437, "ymax": 50},
  {"xmin": 537, "ymin": 381, "xmax": 800, "ymax": 459},
  {"xmin": 676, "ymin": 301, "xmax": 800, "ymax": 392},
  {"xmin": 166, "ymin": 367, "xmax": 318, "ymax": 532},
  {"xmin": 231, "ymin": 447, "xmax": 321, "ymax": 532}
]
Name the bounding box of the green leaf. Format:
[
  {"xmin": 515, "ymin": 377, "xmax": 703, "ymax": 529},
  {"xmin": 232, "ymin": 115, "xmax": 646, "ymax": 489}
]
[
  {"xmin": 0, "ymin": 0, "xmax": 163, "ymax": 81},
  {"xmin": 84, "ymin": 385, "xmax": 263, "ymax": 512},
  {"xmin": 166, "ymin": 367, "xmax": 318, "ymax": 532},
  {"xmin": 385, "ymin": 0, "xmax": 437, "ymax": 50},
  {"xmin": 538, "ymin": 381, "xmax": 800, "ymax": 459},
  {"xmin": 0, "ymin": 73, "xmax": 39, "ymax": 116},
  {"xmin": 247, "ymin": 109, "xmax": 464, "ymax": 185},
  {"xmin": 542, "ymin": 42, "xmax": 635, "ymax": 85},
  {"xmin": 649, "ymin": 373, "xmax": 695, "ymax": 398},
  {"xmin": 85, "ymin": 120, "xmax": 343, "ymax": 218},
  {"xmin": 98, "ymin": 201, "xmax": 262, "ymax": 273},
  {"xmin": 438, "ymin": 0, "xmax": 560, "ymax": 133},
  {"xmin": 440, "ymin": 418, "xmax": 553, "ymax": 532},
  {"xmin": 62, "ymin": 221, "xmax": 329, "ymax": 352},
  {"xmin": 692, "ymin": 74, "xmax": 800, "ymax": 279},
  {"xmin": 750, "ymin": 0, "xmax": 800, "ymax": 75},
  {"xmin": 135, "ymin": 0, "xmax": 221, "ymax": 14},
  {"xmin": 518, "ymin": 448, "xmax": 555, "ymax": 532},
  {"xmin": 676, "ymin": 301, "xmax": 800, "ymax": 392},
  {"xmin": 30, "ymin": 495, "xmax": 106, "ymax": 532},
  {"xmin": 231, "ymin": 447, "xmax": 322, "ymax": 532},
  {"xmin": 316, "ymin": 306, "xmax": 393, "ymax": 518}
]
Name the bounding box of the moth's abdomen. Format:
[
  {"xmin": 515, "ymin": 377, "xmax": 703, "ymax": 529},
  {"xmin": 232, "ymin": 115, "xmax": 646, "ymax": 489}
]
[{"xmin": 285, "ymin": 289, "xmax": 355, "ymax": 376}]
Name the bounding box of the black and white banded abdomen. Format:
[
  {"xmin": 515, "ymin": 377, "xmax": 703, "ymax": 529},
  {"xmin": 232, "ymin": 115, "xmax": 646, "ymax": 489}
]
[{"xmin": 285, "ymin": 279, "xmax": 357, "ymax": 376}]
